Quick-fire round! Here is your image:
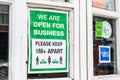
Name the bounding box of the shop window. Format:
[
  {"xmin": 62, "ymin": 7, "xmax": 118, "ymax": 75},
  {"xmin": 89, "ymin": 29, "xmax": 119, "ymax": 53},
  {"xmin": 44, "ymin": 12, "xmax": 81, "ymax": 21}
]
[
  {"xmin": 0, "ymin": 4, "xmax": 9, "ymax": 79},
  {"xmin": 93, "ymin": 16, "xmax": 117, "ymax": 75},
  {"xmin": 92, "ymin": 0, "xmax": 115, "ymax": 11}
]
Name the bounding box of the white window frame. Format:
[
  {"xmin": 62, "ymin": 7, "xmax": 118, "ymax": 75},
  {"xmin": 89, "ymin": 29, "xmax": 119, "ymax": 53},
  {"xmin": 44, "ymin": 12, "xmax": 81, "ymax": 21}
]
[
  {"xmin": 20, "ymin": 0, "xmax": 80, "ymax": 80},
  {"xmin": 87, "ymin": 0, "xmax": 120, "ymax": 80},
  {"xmin": 27, "ymin": 4, "xmax": 74, "ymax": 80}
]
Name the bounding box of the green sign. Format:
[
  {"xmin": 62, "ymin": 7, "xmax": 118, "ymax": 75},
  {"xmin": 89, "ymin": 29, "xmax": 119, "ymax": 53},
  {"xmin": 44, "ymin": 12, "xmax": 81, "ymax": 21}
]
[
  {"xmin": 28, "ymin": 9, "xmax": 69, "ymax": 73},
  {"xmin": 95, "ymin": 19, "xmax": 102, "ymax": 38}
]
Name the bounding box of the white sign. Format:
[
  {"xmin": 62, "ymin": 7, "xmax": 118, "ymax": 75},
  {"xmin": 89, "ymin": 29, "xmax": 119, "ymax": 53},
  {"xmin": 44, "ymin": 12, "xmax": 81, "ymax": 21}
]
[
  {"xmin": 102, "ymin": 21, "xmax": 112, "ymax": 39},
  {"xmin": 32, "ymin": 39, "xmax": 66, "ymax": 69}
]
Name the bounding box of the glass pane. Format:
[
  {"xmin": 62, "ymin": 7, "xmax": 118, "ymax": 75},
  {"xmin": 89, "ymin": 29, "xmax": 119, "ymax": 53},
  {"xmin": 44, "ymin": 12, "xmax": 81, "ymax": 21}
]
[
  {"xmin": 0, "ymin": 5, "xmax": 9, "ymax": 12},
  {"xmin": 0, "ymin": 14, "xmax": 9, "ymax": 25},
  {"xmin": 28, "ymin": 73, "xmax": 67, "ymax": 79},
  {"xmin": 0, "ymin": 14, "xmax": 3, "ymax": 24},
  {"xmin": 0, "ymin": 5, "xmax": 9, "ymax": 25},
  {"xmin": 3, "ymin": 6, "xmax": 9, "ymax": 12},
  {"xmin": 93, "ymin": 16, "xmax": 117, "ymax": 76},
  {"xmin": 0, "ymin": 5, "xmax": 4, "ymax": 12},
  {"xmin": 4, "ymin": 14, "xmax": 9, "ymax": 25},
  {"xmin": 92, "ymin": 0, "xmax": 115, "ymax": 11},
  {"xmin": 0, "ymin": 5, "xmax": 9, "ymax": 80}
]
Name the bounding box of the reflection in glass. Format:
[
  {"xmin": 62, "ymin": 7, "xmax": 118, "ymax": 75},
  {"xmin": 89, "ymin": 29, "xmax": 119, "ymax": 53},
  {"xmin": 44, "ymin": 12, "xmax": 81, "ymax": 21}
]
[
  {"xmin": 93, "ymin": 16, "xmax": 117, "ymax": 75},
  {"xmin": 92, "ymin": 0, "xmax": 115, "ymax": 11}
]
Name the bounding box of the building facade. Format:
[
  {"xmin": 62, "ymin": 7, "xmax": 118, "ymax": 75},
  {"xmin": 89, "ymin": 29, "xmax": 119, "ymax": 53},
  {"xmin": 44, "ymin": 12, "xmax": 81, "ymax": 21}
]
[{"xmin": 0, "ymin": 0, "xmax": 120, "ymax": 80}]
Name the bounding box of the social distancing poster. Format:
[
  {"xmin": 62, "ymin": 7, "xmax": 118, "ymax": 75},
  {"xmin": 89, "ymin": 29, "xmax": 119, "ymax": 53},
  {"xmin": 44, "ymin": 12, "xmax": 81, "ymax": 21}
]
[{"xmin": 28, "ymin": 9, "xmax": 69, "ymax": 73}]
